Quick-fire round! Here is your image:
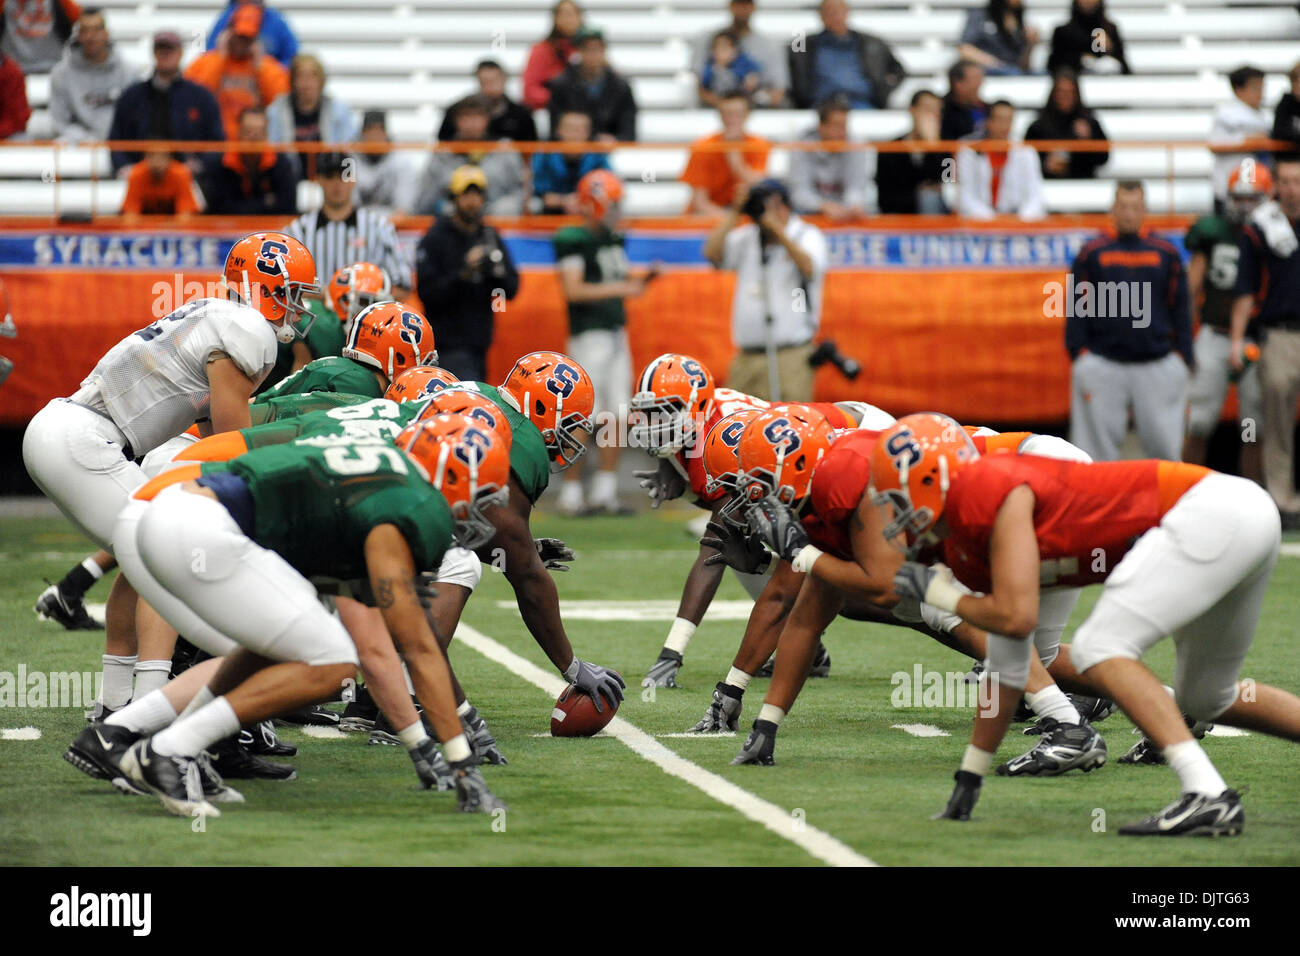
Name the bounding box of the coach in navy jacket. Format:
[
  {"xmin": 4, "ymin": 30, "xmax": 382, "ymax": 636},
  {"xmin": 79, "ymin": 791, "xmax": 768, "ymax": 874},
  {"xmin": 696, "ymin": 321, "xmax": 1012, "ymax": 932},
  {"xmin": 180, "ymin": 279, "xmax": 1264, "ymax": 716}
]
[{"xmin": 1066, "ymin": 180, "xmax": 1193, "ymax": 462}]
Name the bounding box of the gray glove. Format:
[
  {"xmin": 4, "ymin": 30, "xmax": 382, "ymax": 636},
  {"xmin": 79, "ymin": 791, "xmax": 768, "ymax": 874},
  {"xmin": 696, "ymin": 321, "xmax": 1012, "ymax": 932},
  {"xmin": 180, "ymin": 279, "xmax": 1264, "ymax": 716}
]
[
  {"xmin": 634, "ymin": 457, "xmax": 687, "ymax": 508},
  {"xmin": 563, "ymin": 658, "xmax": 626, "ymax": 714},
  {"xmin": 410, "ymin": 737, "xmax": 454, "ymax": 791},
  {"xmin": 700, "ymin": 519, "xmax": 771, "ymax": 574},
  {"xmin": 535, "ymin": 537, "xmax": 575, "ymax": 572},
  {"xmin": 745, "ymin": 496, "xmax": 809, "ymax": 564}
]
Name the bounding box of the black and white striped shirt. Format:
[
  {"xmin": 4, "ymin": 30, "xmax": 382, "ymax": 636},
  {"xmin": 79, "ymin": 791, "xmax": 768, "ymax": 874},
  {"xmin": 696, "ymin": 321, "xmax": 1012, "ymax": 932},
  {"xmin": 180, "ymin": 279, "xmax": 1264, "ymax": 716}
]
[{"xmin": 283, "ymin": 206, "xmax": 413, "ymax": 292}]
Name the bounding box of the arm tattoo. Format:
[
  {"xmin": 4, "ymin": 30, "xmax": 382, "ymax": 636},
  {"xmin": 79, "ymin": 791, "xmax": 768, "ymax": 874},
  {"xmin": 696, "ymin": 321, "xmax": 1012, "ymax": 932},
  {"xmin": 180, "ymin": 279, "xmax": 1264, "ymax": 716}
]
[{"xmin": 373, "ymin": 576, "xmax": 418, "ymax": 610}]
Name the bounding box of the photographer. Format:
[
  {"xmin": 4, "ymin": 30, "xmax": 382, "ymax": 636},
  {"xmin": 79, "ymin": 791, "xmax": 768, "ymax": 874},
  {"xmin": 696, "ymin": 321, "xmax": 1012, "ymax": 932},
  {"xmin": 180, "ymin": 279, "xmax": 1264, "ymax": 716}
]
[
  {"xmin": 703, "ymin": 178, "xmax": 827, "ymax": 401},
  {"xmin": 414, "ymin": 164, "xmax": 520, "ymax": 382}
]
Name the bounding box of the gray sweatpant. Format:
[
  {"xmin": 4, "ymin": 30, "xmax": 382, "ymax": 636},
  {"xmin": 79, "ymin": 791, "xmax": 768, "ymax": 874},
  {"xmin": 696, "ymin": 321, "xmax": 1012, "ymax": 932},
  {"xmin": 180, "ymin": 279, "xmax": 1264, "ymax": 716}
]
[{"xmin": 1069, "ymin": 351, "xmax": 1189, "ymax": 462}]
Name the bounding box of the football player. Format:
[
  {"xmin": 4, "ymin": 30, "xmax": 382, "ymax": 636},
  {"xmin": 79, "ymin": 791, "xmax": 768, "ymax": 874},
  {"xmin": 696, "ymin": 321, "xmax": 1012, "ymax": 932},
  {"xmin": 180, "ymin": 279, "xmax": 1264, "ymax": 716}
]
[
  {"xmin": 875, "ymin": 413, "xmax": 1300, "ymax": 835},
  {"xmin": 24, "ymin": 231, "xmax": 318, "ymax": 717}
]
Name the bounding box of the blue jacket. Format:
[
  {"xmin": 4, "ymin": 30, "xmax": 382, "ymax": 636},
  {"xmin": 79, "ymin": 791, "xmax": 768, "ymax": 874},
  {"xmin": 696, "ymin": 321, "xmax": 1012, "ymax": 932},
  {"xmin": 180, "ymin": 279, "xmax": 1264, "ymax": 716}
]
[
  {"xmin": 207, "ymin": 3, "xmax": 299, "ymax": 66},
  {"xmin": 107, "ymin": 76, "xmax": 224, "ymax": 172},
  {"xmin": 531, "ymin": 151, "xmax": 609, "ymax": 199},
  {"xmin": 1065, "ymin": 231, "xmax": 1193, "ymax": 365},
  {"xmin": 1235, "ymin": 219, "xmax": 1300, "ymax": 329}
]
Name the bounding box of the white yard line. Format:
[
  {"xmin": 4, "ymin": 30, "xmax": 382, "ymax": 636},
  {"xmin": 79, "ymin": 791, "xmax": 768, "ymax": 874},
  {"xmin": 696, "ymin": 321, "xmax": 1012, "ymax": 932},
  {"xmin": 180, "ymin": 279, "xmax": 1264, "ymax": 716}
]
[
  {"xmin": 456, "ymin": 623, "xmax": 875, "ymax": 868},
  {"xmin": 1, "ymin": 727, "xmax": 42, "ymax": 740},
  {"xmin": 891, "ymin": 724, "xmax": 951, "ymax": 738},
  {"xmin": 492, "ymin": 600, "xmax": 754, "ymax": 621}
]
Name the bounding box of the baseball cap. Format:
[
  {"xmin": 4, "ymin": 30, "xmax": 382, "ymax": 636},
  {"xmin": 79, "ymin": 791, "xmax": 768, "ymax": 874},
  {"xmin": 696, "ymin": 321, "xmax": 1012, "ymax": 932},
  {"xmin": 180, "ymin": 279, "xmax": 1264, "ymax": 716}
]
[
  {"xmin": 449, "ymin": 164, "xmax": 488, "ymax": 196},
  {"xmin": 573, "ymin": 26, "xmax": 605, "ymax": 44},
  {"xmin": 153, "ymin": 30, "xmax": 182, "ymax": 49},
  {"xmin": 230, "ymin": 3, "xmax": 264, "ymax": 38},
  {"xmin": 315, "ymin": 151, "xmax": 351, "ymax": 178}
]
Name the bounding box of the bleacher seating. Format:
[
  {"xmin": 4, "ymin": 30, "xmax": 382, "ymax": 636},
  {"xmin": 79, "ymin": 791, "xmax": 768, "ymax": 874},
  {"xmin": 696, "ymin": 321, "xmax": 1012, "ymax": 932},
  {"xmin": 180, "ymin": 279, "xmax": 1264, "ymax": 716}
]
[{"xmin": 3, "ymin": 0, "xmax": 1295, "ymax": 217}]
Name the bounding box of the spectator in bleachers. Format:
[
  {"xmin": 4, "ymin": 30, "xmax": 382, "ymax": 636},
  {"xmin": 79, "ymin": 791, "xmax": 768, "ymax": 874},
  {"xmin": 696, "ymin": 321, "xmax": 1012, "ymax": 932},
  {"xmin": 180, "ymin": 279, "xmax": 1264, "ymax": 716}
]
[
  {"xmin": 415, "ymin": 95, "xmax": 526, "ymax": 216},
  {"xmin": 204, "ymin": 105, "xmax": 296, "ymax": 215},
  {"xmin": 439, "ymin": 60, "xmax": 538, "ymax": 144},
  {"xmin": 698, "ymin": 30, "xmax": 761, "ymax": 108},
  {"xmin": 1210, "ymin": 67, "xmax": 1271, "ymax": 208},
  {"xmin": 353, "ymin": 110, "xmax": 417, "ymax": 215},
  {"xmin": 1271, "ymin": 62, "xmax": 1300, "ymax": 153},
  {"xmin": 790, "ymin": 95, "xmax": 874, "ymax": 221},
  {"xmin": 186, "ymin": 2, "xmax": 290, "ymax": 142},
  {"xmin": 1024, "ymin": 69, "xmax": 1109, "ymax": 179},
  {"xmin": 524, "ymin": 0, "xmax": 582, "ymax": 112},
  {"xmin": 692, "ymin": 0, "xmax": 787, "ymax": 107},
  {"xmin": 208, "ymin": 0, "xmax": 298, "ymax": 68},
  {"xmin": 48, "ymin": 9, "xmax": 131, "ymax": 142},
  {"xmin": 266, "ymin": 53, "xmax": 357, "ymax": 180},
  {"xmin": 955, "ymin": 100, "xmax": 1045, "ymax": 219},
  {"xmin": 1046, "ymin": 0, "xmax": 1130, "ymax": 76},
  {"xmin": 876, "ymin": 89, "xmax": 949, "ymax": 214},
  {"xmin": 108, "ymin": 31, "xmax": 223, "ymax": 177},
  {"xmin": 0, "ymin": 0, "xmax": 79, "ymax": 75},
  {"xmin": 681, "ymin": 91, "xmax": 770, "ymax": 215},
  {"xmin": 546, "ymin": 26, "xmax": 637, "ymax": 142},
  {"xmin": 120, "ymin": 149, "xmax": 198, "ymax": 218},
  {"xmin": 789, "ymin": 0, "xmax": 903, "ymax": 110},
  {"xmin": 415, "ymin": 165, "xmax": 519, "ymax": 384},
  {"xmin": 940, "ymin": 60, "xmax": 987, "ymax": 141},
  {"xmin": 534, "ymin": 109, "xmax": 609, "ymax": 214},
  {"xmin": 958, "ymin": 0, "xmax": 1039, "ymax": 76},
  {"xmin": 0, "ymin": 47, "xmax": 30, "ymax": 138}
]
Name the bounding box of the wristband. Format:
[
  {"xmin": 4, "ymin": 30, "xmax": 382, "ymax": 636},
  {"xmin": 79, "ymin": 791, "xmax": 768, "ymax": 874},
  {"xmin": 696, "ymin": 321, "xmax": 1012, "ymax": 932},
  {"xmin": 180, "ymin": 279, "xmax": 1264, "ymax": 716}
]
[
  {"xmin": 665, "ymin": 617, "xmax": 697, "ymax": 655},
  {"xmin": 562, "ymin": 658, "xmax": 580, "ymax": 683},
  {"xmin": 922, "ymin": 567, "xmax": 965, "ymax": 614},
  {"xmin": 791, "ymin": 544, "xmax": 824, "ymax": 574}
]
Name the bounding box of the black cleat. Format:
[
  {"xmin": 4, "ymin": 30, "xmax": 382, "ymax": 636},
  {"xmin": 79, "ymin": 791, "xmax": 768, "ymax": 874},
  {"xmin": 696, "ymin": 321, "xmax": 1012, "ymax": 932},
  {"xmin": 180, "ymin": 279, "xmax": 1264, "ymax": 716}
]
[
  {"xmin": 731, "ymin": 719, "xmax": 778, "ymax": 766},
  {"xmin": 207, "ymin": 736, "xmax": 297, "ymax": 781},
  {"xmin": 998, "ymin": 719, "xmax": 1107, "ymax": 776},
  {"xmin": 193, "ymin": 750, "xmax": 244, "ymax": 803},
  {"xmin": 275, "ymin": 704, "xmax": 340, "ymax": 727},
  {"xmin": 462, "ymin": 706, "xmax": 508, "ymax": 765},
  {"xmin": 933, "ymin": 770, "xmax": 982, "ymax": 821},
  {"xmin": 118, "ymin": 740, "xmax": 220, "ymax": 818},
  {"xmin": 239, "ymin": 720, "xmax": 297, "ymax": 757},
  {"xmin": 369, "ymin": 702, "xmax": 434, "ymax": 747},
  {"xmin": 1118, "ymin": 789, "xmax": 1245, "ymax": 837},
  {"xmin": 34, "ymin": 581, "xmax": 102, "ymax": 630},
  {"xmin": 1119, "ymin": 736, "xmax": 1165, "ymax": 765},
  {"xmin": 64, "ymin": 722, "xmax": 141, "ymax": 788},
  {"xmin": 757, "ymin": 642, "xmax": 831, "ymax": 679},
  {"xmin": 1068, "ymin": 694, "xmax": 1120, "ymax": 724},
  {"xmin": 339, "ymin": 686, "xmax": 379, "ymax": 733}
]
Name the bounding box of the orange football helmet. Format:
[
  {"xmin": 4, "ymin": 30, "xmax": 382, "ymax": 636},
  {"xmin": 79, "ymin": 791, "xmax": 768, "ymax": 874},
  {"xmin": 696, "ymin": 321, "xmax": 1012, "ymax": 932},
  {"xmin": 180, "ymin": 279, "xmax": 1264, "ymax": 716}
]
[
  {"xmin": 385, "ymin": 366, "xmax": 460, "ymax": 404},
  {"xmin": 343, "ymin": 302, "xmax": 438, "ymax": 382},
  {"xmin": 735, "ymin": 407, "xmax": 834, "ymax": 511},
  {"xmin": 224, "ymin": 231, "xmax": 319, "ymax": 341},
  {"xmin": 1227, "ymin": 159, "xmax": 1275, "ymax": 224},
  {"xmin": 415, "ymin": 387, "xmax": 514, "ymax": 447},
  {"xmin": 396, "ymin": 413, "xmax": 511, "ymax": 549},
  {"xmin": 869, "ymin": 413, "xmax": 980, "ymax": 558},
  {"xmin": 326, "ymin": 262, "xmax": 392, "ymax": 329},
  {"xmin": 629, "ymin": 353, "xmax": 716, "ymax": 456},
  {"xmin": 499, "ymin": 351, "xmax": 594, "ymax": 472},
  {"xmin": 577, "ymin": 169, "xmax": 624, "ymax": 223},
  {"xmin": 701, "ymin": 407, "xmax": 765, "ymax": 526}
]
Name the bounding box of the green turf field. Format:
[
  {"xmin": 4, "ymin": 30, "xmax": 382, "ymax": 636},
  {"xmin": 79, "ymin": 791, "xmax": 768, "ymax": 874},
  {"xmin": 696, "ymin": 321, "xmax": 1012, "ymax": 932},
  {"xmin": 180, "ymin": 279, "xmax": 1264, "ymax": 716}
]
[{"xmin": 1, "ymin": 505, "xmax": 1297, "ymax": 866}]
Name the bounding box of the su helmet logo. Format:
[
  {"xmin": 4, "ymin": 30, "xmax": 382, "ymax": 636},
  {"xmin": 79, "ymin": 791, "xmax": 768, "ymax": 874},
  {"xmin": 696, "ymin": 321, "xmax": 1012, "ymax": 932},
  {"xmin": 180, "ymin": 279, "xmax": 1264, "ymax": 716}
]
[{"xmin": 884, "ymin": 428, "xmax": 922, "ymax": 471}]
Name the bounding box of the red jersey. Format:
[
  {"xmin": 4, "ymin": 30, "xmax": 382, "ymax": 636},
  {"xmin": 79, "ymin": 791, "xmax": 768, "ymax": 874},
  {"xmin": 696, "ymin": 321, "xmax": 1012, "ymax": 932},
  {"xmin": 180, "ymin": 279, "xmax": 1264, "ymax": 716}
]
[
  {"xmin": 801, "ymin": 428, "xmax": 883, "ymax": 559},
  {"xmin": 943, "ymin": 454, "xmax": 1210, "ymax": 592}
]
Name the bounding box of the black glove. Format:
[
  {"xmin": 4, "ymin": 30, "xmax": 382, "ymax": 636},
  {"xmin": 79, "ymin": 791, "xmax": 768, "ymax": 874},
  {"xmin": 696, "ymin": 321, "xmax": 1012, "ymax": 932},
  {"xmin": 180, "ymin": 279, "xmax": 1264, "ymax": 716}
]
[
  {"xmin": 534, "ymin": 537, "xmax": 575, "ymax": 572},
  {"xmin": 932, "ymin": 770, "xmax": 982, "ymax": 821},
  {"xmin": 745, "ymin": 496, "xmax": 809, "ymax": 564},
  {"xmin": 700, "ymin": 519, "xmax": 772, "ymax": 574},
  {"xmin": 634, "ymin": 457, "xmax": 687, "ymax": 508},
  {"xmin": 731, "ymin": 718, "xmax": 778, "ymax": 765},
  {"xmin": 564, "ymin": 658, "xmax": 626, "ymax": 714}
]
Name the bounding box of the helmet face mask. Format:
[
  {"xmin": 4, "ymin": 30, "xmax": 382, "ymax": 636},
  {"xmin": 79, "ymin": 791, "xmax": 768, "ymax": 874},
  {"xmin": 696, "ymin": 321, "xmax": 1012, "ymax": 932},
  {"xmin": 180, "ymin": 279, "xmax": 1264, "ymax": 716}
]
[
  {"xmin": 328, "ymin": 262, "xmax": 393, "ymax": 333},
  {"xmin": 500, "ymin": 351, "xmax": 595, "ymax": 473},
  {"xmin": 225, "ymin": 232, "xmax": 319, "ymax": 340},
  {"xmin": 629, "ymin": 354, "xmax": 716, "ymax": 456},
  {"xmin": 734, "ymin": 409, "xmax": 833, "ymax": 521},
  {"xmin": 547, "ymin": 410, "xmax": 593, "ymax": 473}
]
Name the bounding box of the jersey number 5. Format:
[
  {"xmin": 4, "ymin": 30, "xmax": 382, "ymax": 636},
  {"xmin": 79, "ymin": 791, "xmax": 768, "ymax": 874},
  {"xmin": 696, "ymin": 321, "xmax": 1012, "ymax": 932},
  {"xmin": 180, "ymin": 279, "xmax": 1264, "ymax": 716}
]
[{"xmin": 323, "ymin": 444, "xmax": 409, "ymax": 476}]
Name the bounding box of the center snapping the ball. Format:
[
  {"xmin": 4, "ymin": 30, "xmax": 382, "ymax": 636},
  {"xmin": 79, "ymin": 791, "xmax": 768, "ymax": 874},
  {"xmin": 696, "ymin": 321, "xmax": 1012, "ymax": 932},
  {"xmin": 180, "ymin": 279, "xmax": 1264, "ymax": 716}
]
[{"xmin": 551, "ymin": 683, "xmax": 620, "ymax": 737}]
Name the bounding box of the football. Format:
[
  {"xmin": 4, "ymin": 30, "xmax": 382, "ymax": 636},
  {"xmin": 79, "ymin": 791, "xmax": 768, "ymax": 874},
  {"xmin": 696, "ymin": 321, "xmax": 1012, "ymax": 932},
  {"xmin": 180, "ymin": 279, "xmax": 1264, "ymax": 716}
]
[{"xmin": 550, "ymin": 683, "xmax": 620, "ymax": 737}]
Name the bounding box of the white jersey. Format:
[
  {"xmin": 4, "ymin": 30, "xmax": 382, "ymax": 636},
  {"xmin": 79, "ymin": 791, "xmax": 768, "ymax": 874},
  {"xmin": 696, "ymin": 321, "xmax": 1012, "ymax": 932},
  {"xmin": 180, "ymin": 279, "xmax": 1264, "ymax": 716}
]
[{"xmin": 74, "ymin": 298, "xmax": 277, "ymax": 454}]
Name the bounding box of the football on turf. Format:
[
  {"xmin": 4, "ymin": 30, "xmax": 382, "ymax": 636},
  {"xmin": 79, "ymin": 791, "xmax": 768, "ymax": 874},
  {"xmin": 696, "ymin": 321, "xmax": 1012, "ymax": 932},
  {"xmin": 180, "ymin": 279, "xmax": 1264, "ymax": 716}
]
[{"xmin": 551, "ymin": 684, "xmax": 619, "ymax": 737}]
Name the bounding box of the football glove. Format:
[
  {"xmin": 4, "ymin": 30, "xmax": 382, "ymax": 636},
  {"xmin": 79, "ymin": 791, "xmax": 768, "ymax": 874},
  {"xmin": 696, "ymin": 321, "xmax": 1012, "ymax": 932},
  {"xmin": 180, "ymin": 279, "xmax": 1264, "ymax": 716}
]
[
  {"xmin": 450, "ymin": 758, "xmax": 507, "ymax": 814},
  {"xmin": 700, "ymin": 519, "xmax": 772, "ymax": 574},
  {"xmin": 745, "ymin": 496, "xmax": 808, "ymax": 564},
  {"xmin": 731, "ymin": 718, "xmax": 778, "ymax": 765},
  {"xmin": 534, "ymin": 537, "xmax": 575, "ymax": 572},
  {"xmin": 643, "ymin": 649, "xmax": 683, "ymax": 689},
  {"xmin": 933, "ymin": 770, "xmax": 982, "ymax": 820},
  {"xmin": 892, "ymin": 561, "xmax": 963, "ymax": 614},
  {"xmin": 564, "ymin": 658, "xmax": 626, "ymax": 714},
  {"xmin": 461, "ymin": 705, "xmax": 508, "ymax": 765},
  {"xmin": 634, "ymin": 457, "xmax": 687, "ymax": 508},
  {"xmin": 687, "ymin": 682, "xmax": 744, "ymax": 732}
]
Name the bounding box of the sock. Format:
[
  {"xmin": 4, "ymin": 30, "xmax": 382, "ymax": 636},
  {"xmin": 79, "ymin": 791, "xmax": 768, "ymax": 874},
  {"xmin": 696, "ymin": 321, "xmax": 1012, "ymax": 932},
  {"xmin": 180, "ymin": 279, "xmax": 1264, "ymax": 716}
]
[
  {"xmin": 60, "ymin": 557, "xmax": 104, "ymax": 597},
  {"xmin": 1025, "ymin": 685, "xmax": 1081, "ymax": 724},
  {"xmin": 456, "ymin": 700, "xmax": 473, "ymax": 718},
  {"xmin": 558, "ymin": 479, "xmax": 584, "ymax": 512},
  {"xmin": 105, "ymin": 689, "xmax": 177, "ymax": 735},
  {"xmin": 443, "ymin": 733, "xmax": 472, "ymax": 763},
  {"xmin": 397, "ymin": 719, "xmax": 430, "ymax": 751},
  {"xmin": 960, "ymin": 745, "xmax": 994, "ymax": 777},
  {"xmin": 151, "ymin": 696, "xmax": 240, "ymax": 758},
  {"xmin": 590, "ymin": 470, "xmax": 619, "ymax": 505},
  {"xmin": 101, "ymin": 654, "xmax": 137, "ymax": 709},
  {"xmin": 132, "ymin": 660, "xmax": 172, "ymax": 699},
  {"xmin": 725, "ymin": 667, "xmax": 752, "ymax": 692},
  {"xmin": 664, "ymin": 617, "xmax": 697, "ymax": 655},
  {"xmin": 178, "ymin": 685, "xmax": 214, "ymax": 720},
  {"xmin": 758, "ymin": 703, "xmax": 786, "ymax": 726},
  {"xmin": 1164, "ymin": 739, "xmax": 1227, "ymax": 796}
]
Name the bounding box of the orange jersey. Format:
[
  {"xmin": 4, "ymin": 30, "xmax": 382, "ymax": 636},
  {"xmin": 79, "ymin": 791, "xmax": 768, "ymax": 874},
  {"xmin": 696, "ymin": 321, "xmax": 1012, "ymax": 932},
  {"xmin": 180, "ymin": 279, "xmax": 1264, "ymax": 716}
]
[
  {"xmin": 801, "ymin": 428, "xmax": 883, "ymax": 559},
  {"xmin": 121, "ymin": 160, "xmax": 198, "ymax": 215},
  {"xmin": 969, "ymin": 431, "xmax": 1034, "ymax": 455},
  {"xmin": 942, "ymin": 455, "xmax": 1211, "ymax": 592},
  {"xmin": 185, "ymin": 52, "xmax": 289, "ymax": 141},
  {"xmin": 680, "ymin": 133, "xmax": 771, "ymax": 209}
]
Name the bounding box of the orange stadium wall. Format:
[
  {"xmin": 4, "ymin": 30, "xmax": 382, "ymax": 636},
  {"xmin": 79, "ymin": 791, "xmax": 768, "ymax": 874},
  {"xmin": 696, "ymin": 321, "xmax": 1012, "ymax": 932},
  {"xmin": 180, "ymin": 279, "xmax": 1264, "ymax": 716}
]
[{"xmin": 0, "ymin": 215, "xmax": 1223, "ymax": 428}]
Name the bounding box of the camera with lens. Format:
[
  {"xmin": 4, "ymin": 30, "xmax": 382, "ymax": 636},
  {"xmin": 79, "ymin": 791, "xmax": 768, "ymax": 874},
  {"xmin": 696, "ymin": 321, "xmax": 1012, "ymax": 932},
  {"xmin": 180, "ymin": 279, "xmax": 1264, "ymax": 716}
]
[
  {"xmin": 467, "ymin": 230, "xmax": 508, "ymax": 282},
  {"xmin": 808, "ymin": 340, "xmax": 861, "ymax": 380},
  {"xmin": 742, "ymin": 184, "xmax": 774, "ymax": 222}
]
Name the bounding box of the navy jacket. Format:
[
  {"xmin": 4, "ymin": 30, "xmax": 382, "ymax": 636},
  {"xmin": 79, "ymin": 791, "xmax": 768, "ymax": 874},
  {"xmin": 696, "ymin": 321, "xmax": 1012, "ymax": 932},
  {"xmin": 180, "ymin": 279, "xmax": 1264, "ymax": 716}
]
[
  {"xmin": 1235, "ymin": 218, "xmax": 1300, "ymax": 329},
  {"xmin": 108, "ymin": 76, "xmax": 224, "ymax": 172},
  {"xmin": 1065, "ymin": 231, "xmax": 1193, "ymax": 365}
]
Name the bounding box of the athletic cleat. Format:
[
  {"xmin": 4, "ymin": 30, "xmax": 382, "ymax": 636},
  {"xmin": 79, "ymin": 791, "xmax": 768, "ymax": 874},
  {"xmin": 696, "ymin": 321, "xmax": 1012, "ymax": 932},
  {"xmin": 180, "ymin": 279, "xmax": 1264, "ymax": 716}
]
[
  {"xmin": 452, "ymin": 761, "xmax": 507, "ymax": 813},
  {"xmin": 369, "ymin": 704, "xmax": 434, "ymax": 746},
  {"xmin": 731, "ymin": 719, "xmax": 777, "ymax": 765},
  {"xmin": 64, "ymin": 722, "xmax": 140, "ymax": 783},
  {"xmin": 642, "ymin": 649, "xmax": 683, "ymax": 689},
  {"xmin": 756, "ymin": 655, "xmax": 775, "ymax": 678},
  {"xmin": 411, "ymin": 738, "xmax": 455, "ymax": 791},
  {"xmin": 193, "ymin": 750, "xmax": 244, "ymax": 803},
  {"xmin": 239, "ymin": 720, "xmax": 297, "ymax": 757},
  {"xmin": 118, "ymin": 740, "xmax": 220, "ymax": 818},
  {"xmin": 275, "ymin": 704, "xmax": 340, "ymax": 727},
  {"xmin": 1068, "ymin": 694, "xmax": 1120, "ymax": 724},
  {"xmin": 687, "ymin": 682, "xmax": 743, "ymax": 733},
  {"xmin": 462, "ymin": 706, "xmax": 507, "ymax": 765},
  {"xmin": 207, "ymin": 737, "xmax": 297, "ymax": 781},
  {"xmin": 997, "ymin": 719, "xmax": 1107, "ymax": 776},
  {"xmin": 963, "ymin": 661, "xmax": 985, "ymax": 684},
  {"xmin": 1119, "ymin": 736, "xmax": 1165, "ymax": 765},
  {"xmin": 339, "ymin": 686, "xmax": 379, "ymax": 733},
  {"xmin": 758, "ymin": 643, "xmax": 832, "ymax": 679},
  {"xmin": 1118, "ymin": 789, "xmax": 1245, "ymax": 837},
  {"xmin": 34, "ymin": 581, "xmax": 102, "ymax": 631}
]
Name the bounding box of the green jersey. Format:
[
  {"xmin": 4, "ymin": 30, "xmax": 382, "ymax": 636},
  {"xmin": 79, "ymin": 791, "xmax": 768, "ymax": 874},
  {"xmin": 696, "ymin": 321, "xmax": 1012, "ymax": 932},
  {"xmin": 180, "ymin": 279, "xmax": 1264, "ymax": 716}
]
[
  {"xmin": 267, "ymin": 302, "xmax": 348, "ymax": 388},
  {"xmin": 453, "ymin": 382, "xmax": 550, "ymax": 503},
  {"xmin": 201, "ymin": 439, "xmax": 454, "ymax": 581},
  {"xmin": 1185, "ymin": 215, "xmax": 1241, "ymax": 330},
  {"xmin": 254, "ymin": 356, "xmax": 384, "ymax": 405},
  {"xmin": 248, "ymin": 391, "xmax": 373, "ymax": 427},
  {"xmin": 242, "ymin": 398, "xmax": 424, "ymax": 451},
  {"xmin": 553, "ymin": 224, "xmax": 630, "ymax": 334}
]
